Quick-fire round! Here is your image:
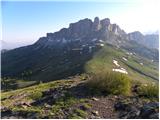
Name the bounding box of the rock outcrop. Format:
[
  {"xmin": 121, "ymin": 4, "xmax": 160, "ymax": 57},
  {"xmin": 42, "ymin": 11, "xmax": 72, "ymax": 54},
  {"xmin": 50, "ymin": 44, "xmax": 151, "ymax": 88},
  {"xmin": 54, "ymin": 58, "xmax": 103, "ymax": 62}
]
[
  {"xmin": 34, "ymin": 17, "xmax": 127, "ymax": 49},
  {"xmin": 115, "ymin": 101, "xmax": 159, "ymax": 119},
  {"xmin": 92, "ymin": 17, "xmax": 101, "ymax": 31}
]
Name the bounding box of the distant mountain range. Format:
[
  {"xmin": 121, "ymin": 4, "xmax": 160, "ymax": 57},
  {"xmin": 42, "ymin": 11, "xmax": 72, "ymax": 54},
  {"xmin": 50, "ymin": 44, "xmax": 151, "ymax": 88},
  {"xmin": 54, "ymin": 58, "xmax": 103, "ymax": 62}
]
[
  {"xmin": 1, "ymin": 40, "xmax": 34, "ymax": 50},
  {"xmin": 128, "ymin": 31, "xmax": 159, "ymax": 49},
  {"xmin": 1, "ymin": 17, "xmax": 159, "ymax": 82}
]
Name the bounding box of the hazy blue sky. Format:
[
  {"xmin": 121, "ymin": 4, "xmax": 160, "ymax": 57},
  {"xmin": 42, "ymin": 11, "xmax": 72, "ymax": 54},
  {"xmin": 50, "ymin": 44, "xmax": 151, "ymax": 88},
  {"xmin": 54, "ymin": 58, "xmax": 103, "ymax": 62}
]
[{"xmin": 1, "ymin": 0, "xmax": 159, "ymax": 48}]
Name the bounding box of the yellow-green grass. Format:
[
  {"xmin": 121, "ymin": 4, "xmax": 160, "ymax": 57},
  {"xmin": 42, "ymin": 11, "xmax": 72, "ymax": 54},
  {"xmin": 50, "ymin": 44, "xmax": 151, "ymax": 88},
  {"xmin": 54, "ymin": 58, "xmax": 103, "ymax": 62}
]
[
  {"xmin": 1, "ymin": 79, "xmax": 74, "ymax": 108},
  {"xmin": 85, "ymin": 45, "xmax": 158, "ymax": 84},
  {"xmin": 137, "ymin": 83, "xmax": 159, "ymax": 98},
  {"xmin": 87, "ymin": 70, "xmax": 131, "ymax": 96}
]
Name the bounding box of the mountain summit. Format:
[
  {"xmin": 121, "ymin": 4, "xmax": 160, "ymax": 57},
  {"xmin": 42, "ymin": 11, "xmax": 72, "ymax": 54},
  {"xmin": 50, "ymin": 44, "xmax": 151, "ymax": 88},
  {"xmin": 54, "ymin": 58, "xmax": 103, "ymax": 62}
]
[{"xmin": 35, "ymin": 17, "xmax": 127, "ymax": 49}]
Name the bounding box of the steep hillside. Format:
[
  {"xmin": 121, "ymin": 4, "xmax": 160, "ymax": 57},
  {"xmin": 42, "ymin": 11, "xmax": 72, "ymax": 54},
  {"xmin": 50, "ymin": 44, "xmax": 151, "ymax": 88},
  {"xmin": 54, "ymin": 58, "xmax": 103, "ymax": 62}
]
[
  {"xmin": 85, "ymin": 44, "xmax": 158, "ymax": 83},
  {"xmin": 2, "ymin": 44, "xmax": 96, "ymax": 82},
  {"xmin": 2, "ymin": 44, "xmax": 158, "ymax": 92}
]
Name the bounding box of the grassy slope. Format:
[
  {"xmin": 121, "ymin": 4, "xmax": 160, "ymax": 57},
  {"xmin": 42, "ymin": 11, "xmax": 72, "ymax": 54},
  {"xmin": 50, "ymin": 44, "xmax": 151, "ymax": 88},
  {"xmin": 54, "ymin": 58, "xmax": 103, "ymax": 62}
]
[
  {"xmin": 2, "ymin": 45, "xmax": 158, "ymax": 97},
  {"xmin": 1, "ymin": 79, "xmax": 38, "ymax": 92},
  {"xmin": 85, "ymin": 45, "xmax": 158, "ymax": 83},
  {"xmin": 2, "ymin": 44, "xmax": 158, "ymax": 92},
  {"xmin": 1, "ymin": 78, "xmax": 90, "ymax": 119},
  {"xmin": 1, "ymin": 79, "xmax": 73, "ymax": 103},
  {"xmin": 2, "ymin": 46, "xmax": 92, "ymax": 82}
]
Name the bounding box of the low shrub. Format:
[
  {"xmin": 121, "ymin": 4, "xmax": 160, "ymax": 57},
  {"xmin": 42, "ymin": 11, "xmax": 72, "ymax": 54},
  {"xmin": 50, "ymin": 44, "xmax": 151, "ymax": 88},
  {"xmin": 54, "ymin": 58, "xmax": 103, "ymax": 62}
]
[
  {"xmin": 74, "ymin": 109, "xmax": 88, "ymax": 118},
  {"xmin": 29, "ymin": 91, "xmax": 43, "ymax": 100},
  {"xmin": 137, "ymin": 83, "xmax": 159, "ymax": 98},
  {"xmin": 68, "ymin": 113, "xmax": 82, "ymax": 119},
  {"xmin": 83, "ymin": 103, "xmax": 92, "ymax": 109},
  {"xmin": 87, "ymin": 71, "xmax": 131, "ymax": 96}
]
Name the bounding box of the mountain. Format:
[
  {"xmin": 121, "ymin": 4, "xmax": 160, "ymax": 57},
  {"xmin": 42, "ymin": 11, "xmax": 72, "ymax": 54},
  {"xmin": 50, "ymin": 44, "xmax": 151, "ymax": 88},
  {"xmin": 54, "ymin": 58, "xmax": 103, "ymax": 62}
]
[
  {"xmin": 34, "ymin": 17, "xmax": 127, "ymax": 48},
  {"xmin": 1, "ymin": 17, "xmax": 159, "ymax": 83},
  {"xmin": 144, "ymin": 34, "xmax": 159, "ymax": 49},
  {"xmin": 128, "ymin": 31, "xmax": 159, "ymax": 49},
  {"xmin": 1, "ymin": 49, "xmax": 8, "ymax": 53}
]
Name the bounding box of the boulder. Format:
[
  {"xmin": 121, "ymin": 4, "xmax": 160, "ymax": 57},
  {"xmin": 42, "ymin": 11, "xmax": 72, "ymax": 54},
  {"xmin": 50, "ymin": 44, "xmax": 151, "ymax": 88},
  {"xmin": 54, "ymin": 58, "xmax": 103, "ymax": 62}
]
[
  {"xmin": 139, "ymin": 102, "xmax": 159, "ymax": 119},
  {"xmin": 92, "ymin": 97, "xmax": 99, "ymax": 101},
  {"xmin": 1, "ymin": 108, "xmax": 12, "ymax": 118},
  {"xmin": 114, "ymin": 101, "xmax": 131, "ymax": 111},
  {"xmin": 125, "ymin": 106, "xmax": 140, "ymax": 119},
  {"xmin": 92, "ymin": 110, "xmax": 99, "ymax": 116},
  {"xmin": 115, "ymin": 101, "xmax": 141, "ymax": 119}
]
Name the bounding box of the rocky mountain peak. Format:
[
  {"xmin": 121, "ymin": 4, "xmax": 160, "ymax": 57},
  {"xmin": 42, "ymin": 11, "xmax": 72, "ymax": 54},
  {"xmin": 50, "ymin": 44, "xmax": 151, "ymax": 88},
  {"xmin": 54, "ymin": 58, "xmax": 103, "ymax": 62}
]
[
  {"xmin": 34, "ymin": 17, "xmax": 130, "ymax": 48},
  {"xmin": 69, "ymin": 18, "xmax": 93, "ymax": 38},
  {"xmin": 100, "ymin": 18, "xmax": 110, "ymax": 28},
  {"xmin": 92, "ymin": 17, "xmax": 101, "ymax": 31}
]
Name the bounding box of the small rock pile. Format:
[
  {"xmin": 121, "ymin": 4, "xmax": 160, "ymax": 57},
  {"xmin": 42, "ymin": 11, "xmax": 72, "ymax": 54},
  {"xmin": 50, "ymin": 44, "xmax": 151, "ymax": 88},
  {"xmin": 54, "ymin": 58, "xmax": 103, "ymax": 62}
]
[{"xmin": 114, "ymin": 101, "xmax": 159, "ymax": 119}]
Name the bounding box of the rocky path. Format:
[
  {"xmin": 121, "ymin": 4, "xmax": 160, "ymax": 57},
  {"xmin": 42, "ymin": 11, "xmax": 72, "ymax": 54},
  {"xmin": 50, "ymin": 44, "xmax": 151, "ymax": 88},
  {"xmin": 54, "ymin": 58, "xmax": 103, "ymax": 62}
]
[{"xmin": 88, "ymin": 96, "xmax": 118, "ymax": 118}]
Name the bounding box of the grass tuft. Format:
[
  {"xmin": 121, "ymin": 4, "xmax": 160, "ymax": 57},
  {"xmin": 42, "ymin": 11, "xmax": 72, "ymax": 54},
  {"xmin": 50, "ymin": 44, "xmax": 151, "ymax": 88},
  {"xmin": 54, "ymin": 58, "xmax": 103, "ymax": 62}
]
[
  {"xmin": 29, "ymin": 91, "xmax": 43, "ymax": 100},
  {"xmin": 87, "ymin": 70, "xmax": 131, "ymax": 96},
  {"xmin": 74, "ymin": 109, "xmax": 88, "ymax": 118},
  {"xmin": 137, "ymin": 83, "xmax": 159, "ymax": 98},
  {"xmin": 68, "ymin": 114, "xmax": 82, "ymax": 119}
]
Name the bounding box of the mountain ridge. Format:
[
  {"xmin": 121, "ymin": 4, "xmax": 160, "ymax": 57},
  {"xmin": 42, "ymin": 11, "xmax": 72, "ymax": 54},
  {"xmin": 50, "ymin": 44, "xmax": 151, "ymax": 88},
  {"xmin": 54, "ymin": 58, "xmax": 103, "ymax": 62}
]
[
  {"xmin": 33, "ymin": 17, "xmax": 158, "ymax": 50},
  {"xmin": 34, "ymin": 17, "xmax": 127, "ymax": 49},
  {"xmin": 128, "ymin": 31, "xmax": 159, "ymax": 49},
  {"xmin": 1, "ymin": 17, "xmax": 159, "ymax": 82}
]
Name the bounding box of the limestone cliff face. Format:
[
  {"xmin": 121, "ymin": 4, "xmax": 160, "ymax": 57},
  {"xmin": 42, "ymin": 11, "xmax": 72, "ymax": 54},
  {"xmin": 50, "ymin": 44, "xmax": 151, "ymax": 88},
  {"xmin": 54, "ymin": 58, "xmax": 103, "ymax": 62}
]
[
  {"xmin": 35, "ymin": 17, "xmax": 128, "ymax": 48},
  {"xmin": 35, "ymin": 17, "xmax": 158, "ymax": 50}
]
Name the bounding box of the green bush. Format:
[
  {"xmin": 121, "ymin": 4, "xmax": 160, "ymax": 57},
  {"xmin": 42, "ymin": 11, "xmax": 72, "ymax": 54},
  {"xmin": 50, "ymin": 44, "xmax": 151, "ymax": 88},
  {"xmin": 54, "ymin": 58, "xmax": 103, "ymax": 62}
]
[
  {"xmin": 83, "ymin": 103, "xmax": 92, "ymax": 109},
  {"xmin": 137, "ymin": 83, "xmax": 159, "ymax": 98},
  {"xmin": 29, "ymin": 91, "xmax": 43, "ymax": 100},
  {"xmin": 74, "ymin": 109, "xmax": 88, "ymax": 118},
  {"xmin": 68, "ymin": 113, "xmax": 82, "ymax": 119},
  {"xmin": 87, "ymin": 71, "xmax": 131, "ymax": 96}
]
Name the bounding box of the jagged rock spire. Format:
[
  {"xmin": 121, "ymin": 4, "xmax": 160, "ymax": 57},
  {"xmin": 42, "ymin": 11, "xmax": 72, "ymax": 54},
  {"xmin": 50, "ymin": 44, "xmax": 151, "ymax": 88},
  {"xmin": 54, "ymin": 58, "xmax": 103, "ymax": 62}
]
[
  {"xmin": 100, "ymin": 18, "xmax": 110, "ymax": 28},
  {"xmin": 92, "ymin": 17, "xmax": 101, "ymax": 31}
]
